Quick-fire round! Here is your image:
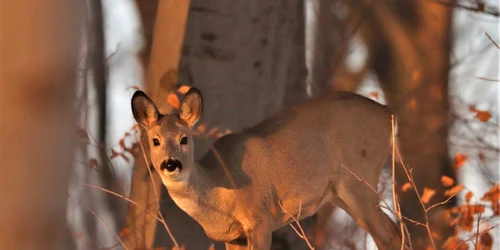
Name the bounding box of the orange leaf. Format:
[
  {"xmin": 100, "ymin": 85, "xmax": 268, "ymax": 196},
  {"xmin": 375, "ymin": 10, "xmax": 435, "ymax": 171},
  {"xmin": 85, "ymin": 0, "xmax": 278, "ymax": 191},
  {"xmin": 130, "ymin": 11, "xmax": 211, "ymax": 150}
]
[
  {"xmin": 177, "ymin": 85, "xmax": 191, "ymax": 95},
  {"xmin": 119, "ymin": 138, "xmax": 126, "ymax": 148},
  {"xmin": 459, "ymin": 212, "xmax": 474, "ymax": 232},
  {"xmin": 110, "ymin": 149, "xmax": 120, "ymax": 159},
  {"xmin": 71, "ymin": 232, "xmax": 83, "ymax": 239},
  {"xmin": 401, "ymin": 182, "xmax": 413, "ymax": 192},
  {"xmin": 197, "ymin": 124, "xmax": 206, "ymax": 133},
  {"xmin": 167, "ymin": 93, "xmax": 180, "ymax": 109},
  {"xmin": 120, "ymin": 227, "xmax": 130, "ymax": 237},
  {"xmin": 481, "ymin": 184, "xmax": 500, "ymax": 203},
  {"xmin": 421, "ymin": 187, "xmax": 436, "ymax": 204},
  {"xmin": 89, "ymin": 158, "xmax": 99, "ymax": 169},
  {"xmin": 441, "ymin": 175, "xmax": 455, "ymax": 187},
  {"xmin": 478, "ymin": 152, "xmax": 487, "ymax": 163},
  {"xmin": 207, "ymin": 127, "xmax": 219, "ymax": 138},
  {"xmin": 469, "ymin": 204, "xmax": 485, "ymax": 214},
  {"xmin": 453, "ymin": 153, "xmax": 468, "ymax": 169},
  {"xmin": 479, "ymin": 232, "xmax": 492, "ymax": 249},
  {"xmin": 476, "ymin": 3, "xmax": 485, "ymax": 12},
  {"xmin": 442, "ymin": 236, "xmax": 460, "ymax": 250},
  {"xmin": 411, "ymin": 70, "xmax": 422, "ymax": 82},
  {"xmin": 475, "ymin": 110, "xmax": 492, "ymax": 122},
  {"xmin": 444, "ymin": 184, "xmax": 464, "ymax": 197},
  {"xmin": 465, "ymin": 191, "xmax": 473, "ymax": 203},
  {"xmin": 408, "ymin": 99, "xmax": 417, "ymax": 109}
]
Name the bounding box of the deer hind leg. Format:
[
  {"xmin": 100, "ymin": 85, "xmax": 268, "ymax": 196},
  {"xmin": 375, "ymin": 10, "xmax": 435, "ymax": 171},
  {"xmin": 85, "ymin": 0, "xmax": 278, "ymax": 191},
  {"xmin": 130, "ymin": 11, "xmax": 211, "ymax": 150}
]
[{"xmin": 335, "ymin": 177, "xmax": 402, "ymax": 250}]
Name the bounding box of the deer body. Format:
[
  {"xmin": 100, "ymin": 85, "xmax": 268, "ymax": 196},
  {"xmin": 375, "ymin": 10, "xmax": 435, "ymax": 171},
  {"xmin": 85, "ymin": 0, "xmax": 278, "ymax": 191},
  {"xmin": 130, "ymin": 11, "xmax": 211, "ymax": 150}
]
[{"xmin": 132, "ymin": 89, "xmax": 402, "ymax": 250}]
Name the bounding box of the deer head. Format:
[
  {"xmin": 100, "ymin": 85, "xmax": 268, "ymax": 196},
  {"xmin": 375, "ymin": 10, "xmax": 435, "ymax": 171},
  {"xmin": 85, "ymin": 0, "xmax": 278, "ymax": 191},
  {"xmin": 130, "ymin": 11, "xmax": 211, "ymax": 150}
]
[{"xmin": 131, "ymin": 88, "xmax": 203, "ymax": 183}]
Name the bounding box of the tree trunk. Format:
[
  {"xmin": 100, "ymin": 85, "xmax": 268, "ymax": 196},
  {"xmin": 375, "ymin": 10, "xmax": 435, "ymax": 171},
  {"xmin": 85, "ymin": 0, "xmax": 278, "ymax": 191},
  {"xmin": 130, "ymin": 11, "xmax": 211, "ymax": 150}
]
[
  {"xmin": 352, "ymin": 0, "xmax": 457, "ymax": 248},
  {"xmin": 124, "ymin": 0, "xmax": 192, "ymax": 249},
  {"xmin": 0, "ymin": 1, "xmax": 83, "ymax": 249},
  {"xmin": 155, "ymin": 0, "xmax": 309, "ymax": 249}
]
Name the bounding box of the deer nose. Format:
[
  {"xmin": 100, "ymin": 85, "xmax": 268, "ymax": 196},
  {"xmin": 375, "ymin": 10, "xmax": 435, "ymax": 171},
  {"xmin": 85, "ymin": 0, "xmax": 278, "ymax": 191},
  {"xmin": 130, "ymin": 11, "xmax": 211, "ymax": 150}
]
[{"xmin": 160, "ymin": 158, "xmax": 182, "ymax": 172}]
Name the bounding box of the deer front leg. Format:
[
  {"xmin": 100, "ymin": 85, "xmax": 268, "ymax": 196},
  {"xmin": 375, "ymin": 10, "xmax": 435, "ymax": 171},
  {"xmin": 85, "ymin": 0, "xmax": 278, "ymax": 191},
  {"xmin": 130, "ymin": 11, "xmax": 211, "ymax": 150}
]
[
  {"xmin": 246, "ymin": 227, "xmax": 272, "ymax": 250},
  {"xmin": 225, "ymin": 242, "xmax": 247, "ymax": 250}
]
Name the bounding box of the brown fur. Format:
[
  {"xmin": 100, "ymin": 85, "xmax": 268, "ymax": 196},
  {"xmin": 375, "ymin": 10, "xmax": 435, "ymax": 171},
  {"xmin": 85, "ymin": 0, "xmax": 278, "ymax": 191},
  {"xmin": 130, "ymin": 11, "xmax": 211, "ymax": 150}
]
[{"xmin": 131, "ymin": 88, "xmax": 402, "ymax": 250}]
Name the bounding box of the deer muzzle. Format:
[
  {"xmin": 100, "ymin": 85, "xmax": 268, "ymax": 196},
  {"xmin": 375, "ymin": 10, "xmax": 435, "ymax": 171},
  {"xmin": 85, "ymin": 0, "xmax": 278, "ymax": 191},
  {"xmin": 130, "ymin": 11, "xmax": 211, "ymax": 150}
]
[{"xmin": 161, "ymin": 158, "xmax": 183, "ymax": 172}]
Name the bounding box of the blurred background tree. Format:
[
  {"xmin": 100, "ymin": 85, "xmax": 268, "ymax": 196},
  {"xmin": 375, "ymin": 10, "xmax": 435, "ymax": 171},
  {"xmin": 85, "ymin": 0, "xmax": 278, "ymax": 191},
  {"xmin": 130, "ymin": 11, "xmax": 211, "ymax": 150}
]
[{"xmin": 0, "ymin": 1, "xmax": 84, "ymax": 249}]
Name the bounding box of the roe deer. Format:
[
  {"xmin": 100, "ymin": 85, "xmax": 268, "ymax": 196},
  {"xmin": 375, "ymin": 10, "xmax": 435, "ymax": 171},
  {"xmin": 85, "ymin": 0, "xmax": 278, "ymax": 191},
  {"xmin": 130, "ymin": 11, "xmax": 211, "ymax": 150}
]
[{"xmin": 131, "ymin": 88, "xmax": 402, "ymax": 250}]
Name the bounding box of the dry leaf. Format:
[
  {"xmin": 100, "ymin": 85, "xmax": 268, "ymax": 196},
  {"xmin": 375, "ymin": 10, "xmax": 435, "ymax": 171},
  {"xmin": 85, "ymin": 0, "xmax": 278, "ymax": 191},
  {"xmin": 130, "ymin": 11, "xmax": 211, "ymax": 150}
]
[
  {"xmin": 408, "ymin": 99, "xmax": 417, "ymax": 109},
  {"xmin": 119, "ymin": 138, "xmax": 126, "ymax": 148},
  {"xmin": 411, "ymin": 70, "xmax": 422, "ymax": 82},
  {"xmin": 167, "ymin": 93, "xmax": 180, "ymax": 109},
  {"xmin": 475, "ymin": 110, "xmax": 492, "ymax": 122},
  {"xmin": 444, "ymin": 184, "xmax": 464, "ymax": 197},
  {"xmin": 369, "ymin": 92, "xmax": 379, "ymax": 100},
  {"xmin": 441, "ymin": 175, "xmax": 455, "ymax": 187},
  {"xmin": 77, "ymin": 127, "xmax": 89, "ymax": 140},
  {"xmin": 120, "ymin": 227, "xmax": 130, "ymax": 237},
  {"xmin": 453, "ymin": 153, "xmax": 468, "ymax": 169},
  {"xmin": 459, "ymin": 212, "xmax": 474, "ymax": 232},
  {"xmin": 207, "ymin": 127, "xmax": 219, "ymax": 138},
  {"xmin": 89, "ymin": 158, "xmax": 99, "ymax": 169},
  {"xmin": 478, "ymin": 152, "xmax": 487, "ymax": 163},
  {"xmin": 401, "ymin": 182, "xmax": 413, "ymax": 192},
  {"xmin": 177, "ymin": 85, "xmax": 191, "ymax": 94},
  {"xmin": 465, "ymin": 191, "xmax": 474, "ymax": 203},
  {"xmin": 71, "ymin": 232, "xmax": 83, "ymax": 239},
  {"xmin": 110, "ymin": 149, "xmax": 120, "ymax": 159},
  {"xmin": 197, "ymin": 124, "xmax": 207, "ymax": 133},
  {"xmin": 476, "ymin": 3, "xmax": 485, "ymax": 12},
  {"xmin": 469, "ymin": 204, "xmax": 485, "ymax": 214},
  {"xmin": 482, "ymin": 184, "xmax": 500, "ymax": 215},
  {"xmin": 442, "ymin": 236, "xmax": 461, "ymax": 250},
  {"xmin": 479, "ymin": 232, "xmax": 493, "ymax": 250},
  {"xmin": 422, "ymin": 187, "xmax": 436, "ymax": 204}
]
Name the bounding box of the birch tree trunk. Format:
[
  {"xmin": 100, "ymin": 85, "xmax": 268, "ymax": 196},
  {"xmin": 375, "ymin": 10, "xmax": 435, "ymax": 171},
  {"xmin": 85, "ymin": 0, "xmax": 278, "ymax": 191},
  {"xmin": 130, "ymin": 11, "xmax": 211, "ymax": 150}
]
[
  {"xmin": 128, "ymin": 0, "xmax": 309, "ymax": 249},
  {"xmin": 124, "ymin": 0, "xmax": 192, "ymax": 249},
  {"xmin": 0, "ymin": 1, "xmax": 83, "ymax": 249}
]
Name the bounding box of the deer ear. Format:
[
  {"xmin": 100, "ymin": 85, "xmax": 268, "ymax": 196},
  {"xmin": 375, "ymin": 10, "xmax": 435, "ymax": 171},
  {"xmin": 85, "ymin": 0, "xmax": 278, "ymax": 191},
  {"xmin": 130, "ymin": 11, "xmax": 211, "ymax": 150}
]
[
  {"xmin": 179, "ymin": 87, "xmax": 203, "ymax": 128},
  {"xmin": 131, "ymin": 91, "xmax": 159, "ymax": 129}
]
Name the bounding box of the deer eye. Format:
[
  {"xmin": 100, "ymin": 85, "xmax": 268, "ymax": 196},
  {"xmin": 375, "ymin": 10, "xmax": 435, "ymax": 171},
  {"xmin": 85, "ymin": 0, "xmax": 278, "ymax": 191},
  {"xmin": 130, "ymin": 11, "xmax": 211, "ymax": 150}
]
[
  {"xmin": 152, "ymin": 138, "xmax": 160, "ymax": 146},
  {"xmin": 180, "ymin": 136, "xmax": 188, "ymax": 145}
]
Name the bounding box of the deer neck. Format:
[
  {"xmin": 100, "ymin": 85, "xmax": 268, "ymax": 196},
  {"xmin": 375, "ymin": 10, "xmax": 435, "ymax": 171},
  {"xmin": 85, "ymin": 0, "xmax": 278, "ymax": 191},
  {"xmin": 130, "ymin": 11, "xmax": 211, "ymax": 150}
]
[{"xmin": 163, "ymin": 161, "xmax": 217, "ymax": 216}]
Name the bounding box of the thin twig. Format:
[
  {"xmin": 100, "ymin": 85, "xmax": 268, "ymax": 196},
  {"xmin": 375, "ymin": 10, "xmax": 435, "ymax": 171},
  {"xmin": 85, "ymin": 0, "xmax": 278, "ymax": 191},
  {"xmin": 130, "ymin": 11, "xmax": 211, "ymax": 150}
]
[
  {"xmin": 84, "ymin": 183, "xmax": 163, "ymax": 221},
  {"xmin": 391, "ymin": 115, "xmax": 406, "ymax": 250},
  {"xmin": 80, "ymin": 202, "xmax": 128, "ymax": 250},
  {"xmin": 474, "ymin": 212, "xmax": 482, "ymax": 249},
  {"xmin": 485, "ymin": 32, "xmax": 500, "ymax": 49},
  {"xmin": 476, "ymin": 77, "xmax": 500, "ymax": 82},
  {"xmin": 394, "ymin": 147, "xmax": 437, "ymax": 250},
  {"xmin": 453, "ymin": 225, "xmax": 499, "ymax": 250},
  {"xmin": 278, "ymin": 201, "xmax": 315, "ymax": 250},
  {"xmin": 426, "ymin": 192, "xmax": 458, "ymax": 212}
]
